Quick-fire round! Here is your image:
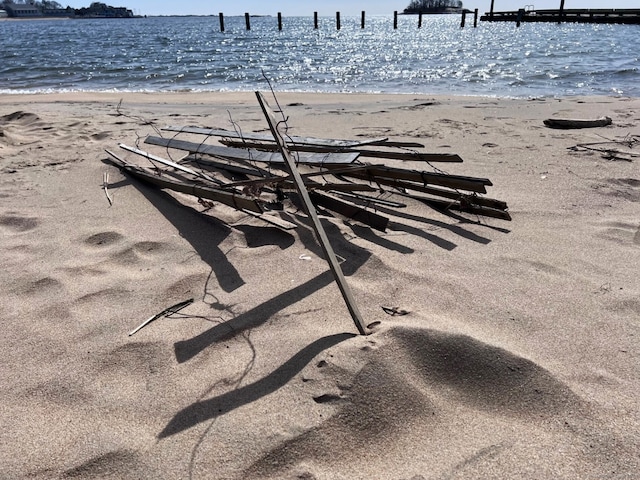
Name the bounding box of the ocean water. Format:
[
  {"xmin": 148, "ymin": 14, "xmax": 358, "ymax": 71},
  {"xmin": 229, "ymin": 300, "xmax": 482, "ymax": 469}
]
[{"xmin": 1, "ymin": 15, "xmax": 638, "ymax": 97}]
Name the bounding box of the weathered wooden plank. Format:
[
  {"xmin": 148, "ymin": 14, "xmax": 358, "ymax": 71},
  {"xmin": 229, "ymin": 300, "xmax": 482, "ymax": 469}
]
[
  {"xmin": 361, "ymin": 139, "xmax": 425, "ymax": 148},
  {"xmin": 322, "ymin": 164, "xmax": 490, "ymax": 194},
  {"xmin": 402, "ymin": 193, "xmax": 512, "ymax": 221},
  {"xmin": 144, "ymin": 136, "xmax": 360, "ymax": 164},
  {"xmin": 329, "ymin": 191, "xmax": 407, "ymax": 209},
  {"xmin": 163, "ymin": 125, "xmax": 392, "ymax": 148},
  {"xmin": 333, "ymin": 172, "xmax": 506, "ymax": 210},
  {"xmin": 119, "ymin": 143, "xmax": 222, "ymax": 185},
  {"xmin": 289, "ymin": 182, "xmax": 377, "ymax": 192},
  {"xmin": 308, "ymin": 191, "xmax": 390, "ymax": 232},
  {"xmin": 183, "ymin": 155, "xmax": 274, "ymax": 178},
  {"xmin": 220, "ymin": 165, "xmax": 374, "ymax": 189},
  {"xmin": 104, "ymin": 150, "xmax": 263, "ymax": 214},
  {"xmin": 256, "ymin": 92, "xmax": 368, "ymax": 336},
  {"xmin": 365, "ymin": 165, "xmax": 491, "ymax": 187},
  {"xmin": 220, "ymin": 138, "xmax": 463, "ymax": 163},
  {"xmin": 241, "ymin": 209, "xmax": 298, "ymax": 230}
]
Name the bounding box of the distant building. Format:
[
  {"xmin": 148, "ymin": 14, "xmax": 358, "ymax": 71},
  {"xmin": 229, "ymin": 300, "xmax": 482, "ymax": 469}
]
[
  {"xmin": 43, "ymin": 7, "xmax": 75, "ymax": 17},
  {"xmin": 0, "ymin": 9, "xmax": 8, "ymax": 18},
  {"xmin": 1, "ymin": 2, "xmax": 134, "ymax": 18},
  {"xmin": 4, "ymin": 3, "xmax": 42, "ymax": 17}
]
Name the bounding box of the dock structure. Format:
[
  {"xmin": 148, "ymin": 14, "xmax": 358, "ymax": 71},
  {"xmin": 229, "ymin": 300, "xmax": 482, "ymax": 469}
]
[{"xmin": 481, "ymin": 8, "xmax": 640, "ymax": 24}]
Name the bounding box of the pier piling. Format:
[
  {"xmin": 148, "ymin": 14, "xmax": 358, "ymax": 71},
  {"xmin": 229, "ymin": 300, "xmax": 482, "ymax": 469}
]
[
  {"xmin": 418, "ymin": 12, "xmax": 423, "ymax": 28},
  {"xmin": 474, "ymin": 8, "xmax": 479, "ymax": 27},
  {"xmin": 278, "ymin": 12, "xmax": 282, "ymax": 31},
  {"xmin": 336, "ymin": 11, "xmax": 341, "ymax": 30},
  {"xmin": 361, "ymin": 11, "xmax": 365, "ymax": 29},
  {"xmin": 218, "ymin": 12, "xmax": 224, "ymax": 32},
  {"xmin": 244, "ymin": 12, "xmax": 250, "ymax": 30},
  {"xmin": 394, "ymin": 10, "xmax": 398, "ymax": 29},
  {"xmin": 460, "ymin": 10, "xmax": 466, "ymax": 28},
  {"xmin": 314, "ymin": 11, "xmax": 318, "ymax": 29}
]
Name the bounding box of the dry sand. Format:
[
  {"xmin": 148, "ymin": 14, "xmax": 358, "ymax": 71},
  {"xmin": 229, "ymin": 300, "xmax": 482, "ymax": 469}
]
[{"xmin": 1, "ymin": 91, "xmax": 639, "ymax": 479}]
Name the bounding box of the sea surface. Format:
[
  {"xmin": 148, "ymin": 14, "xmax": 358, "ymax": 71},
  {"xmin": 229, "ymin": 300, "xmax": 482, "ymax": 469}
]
[{"xmin": 1, "ymin": 15, "xmax": 639, "ymax": 97}]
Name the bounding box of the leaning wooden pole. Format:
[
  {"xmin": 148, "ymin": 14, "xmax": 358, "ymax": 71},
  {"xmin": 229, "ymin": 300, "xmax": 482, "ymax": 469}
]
[{"xmin": 255, "ymin": 91, "xmax": 368, "ymax": 335}]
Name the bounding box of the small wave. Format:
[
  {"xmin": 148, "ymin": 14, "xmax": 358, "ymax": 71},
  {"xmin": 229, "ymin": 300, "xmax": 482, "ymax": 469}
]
[{"xmin": 2, "ymin": 16, "xmax": 639, "ymax": 98}]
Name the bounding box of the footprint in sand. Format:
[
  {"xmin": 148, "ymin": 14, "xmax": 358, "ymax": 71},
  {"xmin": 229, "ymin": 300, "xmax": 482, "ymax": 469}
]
[
  {"xmin": 0, "ymin": 214, "xmax": 39, "ymax": 232},
  {"xmin": 84, "ymin": 231, "xmax": 125, "ymax": 247},
  {"xmin": 75, "ymin": 287, "xmax": 130, "ymax": 305},
  {"xmin": 133, "ymin": 240, "xmax": 171, "ymax": 255},
  {"xmin": 90, "ymin": 131, "xmax": 111, "ymax": 141},
  {"xmin": 0, "ymin": 111, "xmax": 41, "ymax": 125},
  {"xmin": 17, "ymin": 276, "xmax": 65, "ymax": 297},
  {"xmin": 597, "ymin": 221, "xmax": 640, "ymax": 246}
]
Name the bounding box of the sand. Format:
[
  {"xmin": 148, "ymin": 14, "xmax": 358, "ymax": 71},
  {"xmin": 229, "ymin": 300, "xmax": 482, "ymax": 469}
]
[{"xmin": 1, "ymin": 91, "xmax": 639, "ymax": 479}]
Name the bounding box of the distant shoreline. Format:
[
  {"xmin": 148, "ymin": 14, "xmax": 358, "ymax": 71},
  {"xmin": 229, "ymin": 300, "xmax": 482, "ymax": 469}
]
[{"xmin": 0, "ymin": 16, "xmax": 72, "ymax": 21}]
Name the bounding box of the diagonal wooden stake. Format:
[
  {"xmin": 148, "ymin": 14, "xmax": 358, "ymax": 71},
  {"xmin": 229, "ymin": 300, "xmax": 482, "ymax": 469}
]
[{"xmin": 256, "ymin": 92, "xmax": 368, "ymax": 335}]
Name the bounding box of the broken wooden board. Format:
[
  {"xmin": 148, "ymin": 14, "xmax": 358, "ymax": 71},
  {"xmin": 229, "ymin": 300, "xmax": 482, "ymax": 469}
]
[
  {"xmin": 308, "ymin": 191, "xmax": 390, "ymax": 232},
  {"xmin": 397, "ymin": 192, "xmax": 512, "ymax": 221},
  {"xmin": 321, "ymin": 163, "xmax": 490, "ymax": 194},
  {"xmin": 105, "ymin": 150, "xmax": 263, "ymax": 214},
  {"xmin": 183, "ymin": 155, "xmax": 274, "ymax": 178},
  {"xmin": 163, "ymin": 125, "xmax": 424, "ymax": 148},
  {"xmin": 144, "ymin": 136, "xmax": 360, "ymax": 164},
  {"xmin": 332, "ymin": 171, "xmax": 505, "ymax": 210},
  {"xmin": 330, "ymin": 191, "xmax": 407, "ymax": 209},
  {"xmin": 119, "ymin": 143, "xmax": 222, "ymax": 185},
  {"xmin": 219, "ymin": 138, "xmax": 463, "ymax": 163}
]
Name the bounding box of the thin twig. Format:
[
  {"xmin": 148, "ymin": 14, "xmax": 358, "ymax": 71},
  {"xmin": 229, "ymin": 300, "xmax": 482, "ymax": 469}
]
[
  {"xmin": 103, "ymin": 172, "xmax": 113, "ymax": 206},
  {"xmin": 128, "ymin": 298, "xmax": 194, "ymax": 336},
  {"xmin": 114, "ymin": 98, "xmax": 162, "ymax": 136}
]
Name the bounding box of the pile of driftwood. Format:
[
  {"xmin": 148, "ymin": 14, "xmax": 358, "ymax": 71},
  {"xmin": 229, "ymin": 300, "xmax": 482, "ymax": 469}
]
[
  {"xmin": 106, "ymin": 92, "xmax": 510, "ymax": 335},
  {"xmin": 106, "ymin": 98, "xmax": 510, "ymax": 233}
]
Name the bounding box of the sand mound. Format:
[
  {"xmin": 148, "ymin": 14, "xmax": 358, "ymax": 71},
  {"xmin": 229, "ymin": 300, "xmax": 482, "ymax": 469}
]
[{"xmin": 235, "ymin": 326, "xmax": 597, "ymax": 479}]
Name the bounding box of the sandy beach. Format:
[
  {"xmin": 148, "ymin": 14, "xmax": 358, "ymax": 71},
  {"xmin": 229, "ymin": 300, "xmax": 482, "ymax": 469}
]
[{"xmin": 1, "ymin": 91, "xmax": 638, "ymax": 479}]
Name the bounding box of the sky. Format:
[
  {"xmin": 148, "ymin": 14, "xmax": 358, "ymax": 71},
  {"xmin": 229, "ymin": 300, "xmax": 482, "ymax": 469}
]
[{"xmin": 59, "ymin": 1, "xmax": 640, "ymax": 17}]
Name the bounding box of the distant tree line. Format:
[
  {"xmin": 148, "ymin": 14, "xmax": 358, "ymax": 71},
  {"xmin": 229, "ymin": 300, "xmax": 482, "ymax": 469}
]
[
  {"xmin": 403, "ymin": 0, "xmax": 464, "ymax": 14},
  {"xmin": 1, "ymin": 0, "xmax": 65, "ymax": 9},
  {"xmin": 1, "ymin": 1, "xmax": 133, "ymax": 17}
]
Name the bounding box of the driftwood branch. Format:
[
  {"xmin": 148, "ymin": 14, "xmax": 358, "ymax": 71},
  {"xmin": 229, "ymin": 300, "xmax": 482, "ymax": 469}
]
[
  {"xmin": 569, "ymin": 135, "xmax": 638, "ymax": 162},
  {"xmin": 544, "ymin": 116, "xmax": 612, "ymax": 129}
]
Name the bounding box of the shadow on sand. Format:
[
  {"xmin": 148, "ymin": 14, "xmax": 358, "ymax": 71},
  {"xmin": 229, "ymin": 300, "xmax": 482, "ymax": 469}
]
[{"xmin": 159, "ymin": 332, "xmax": 356, "ymax": 438}]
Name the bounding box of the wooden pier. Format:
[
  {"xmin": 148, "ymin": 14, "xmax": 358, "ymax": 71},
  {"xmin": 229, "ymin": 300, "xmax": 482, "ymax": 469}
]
[
  {"xmin": 481, "ymin": 8, "xmax": 640, "ymax": 25},
  {"xmin": 217, "ymin": 10, "xmax": 479, "ymax": 32}
]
